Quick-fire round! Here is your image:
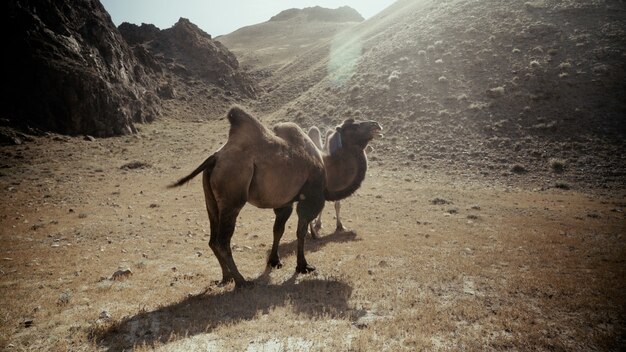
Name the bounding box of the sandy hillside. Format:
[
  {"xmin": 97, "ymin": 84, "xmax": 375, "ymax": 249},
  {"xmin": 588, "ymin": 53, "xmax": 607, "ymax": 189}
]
[
  {"xmin": 218, "ymin": 6, "xmax": 363, "ymax": 74},
  {"xmin": 223, "ymin": 0, "xmax": 626, "ymax": 191},
  {"xmin": 1, "ymin": 0, "xmax": 626, "ymax": 351}
]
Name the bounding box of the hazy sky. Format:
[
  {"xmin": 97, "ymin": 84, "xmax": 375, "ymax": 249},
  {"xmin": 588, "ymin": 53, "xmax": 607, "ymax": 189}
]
[{"xmin": 100, "ymin": 0, "xmax": 396, "ymax": 37}]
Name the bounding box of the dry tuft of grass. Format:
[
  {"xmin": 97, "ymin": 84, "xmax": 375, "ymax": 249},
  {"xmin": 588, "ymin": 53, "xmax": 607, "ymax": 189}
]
[{"xmin": 549, "ymin": 158, "xmax": 567, "ymax": 173}]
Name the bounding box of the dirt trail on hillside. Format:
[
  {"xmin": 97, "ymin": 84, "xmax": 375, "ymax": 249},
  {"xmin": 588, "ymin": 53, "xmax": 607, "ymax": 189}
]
[{"xmin": 1, "ymin": 118, "xmax": 624, "ymax": 351}]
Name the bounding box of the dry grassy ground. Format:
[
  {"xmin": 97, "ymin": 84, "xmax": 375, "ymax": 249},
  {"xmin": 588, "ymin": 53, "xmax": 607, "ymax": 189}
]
[{"xmin": 1, "ymin": 117, "xmax": 624, "ymax": 351}]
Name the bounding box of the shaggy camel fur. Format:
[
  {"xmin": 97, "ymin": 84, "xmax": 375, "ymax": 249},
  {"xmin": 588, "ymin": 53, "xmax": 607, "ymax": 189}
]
[{"xmin": 170, "ymin": 107, "xmax": 381, "ymax": 288}]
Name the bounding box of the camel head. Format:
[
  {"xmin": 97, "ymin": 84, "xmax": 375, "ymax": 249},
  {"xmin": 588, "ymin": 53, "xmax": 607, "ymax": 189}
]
[{"xmin": 333, "ymin": 118, "xmax": 383, "ymax": 150}]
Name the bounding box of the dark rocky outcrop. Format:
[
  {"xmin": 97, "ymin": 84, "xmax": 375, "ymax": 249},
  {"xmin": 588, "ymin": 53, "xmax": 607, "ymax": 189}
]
[
  {"xmin": 118, "ymin": 22, "xmax": 160, "ymax": 46},
  {"xmin": 270, "ymin": 6, "xmax": 364, "ymax": 23},
  {"xmin": 1, "ymin": 0, "xmax": 162, "ymax": 137},
  {"xmin": 119, "ymin": 18, "xmax": 257, "ymax": 98}
]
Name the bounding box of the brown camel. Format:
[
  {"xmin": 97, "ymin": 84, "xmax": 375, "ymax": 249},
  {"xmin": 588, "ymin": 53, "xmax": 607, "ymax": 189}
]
[
  {"xmin": 169, "ymin": 107, "xmax": 381, "ymax": 288},
  {"xmin": 308, "ymin": 127, "xmax": 343, "ymax": 236},
  {"xmin": 308, "ymin": 119, "xmax": 382, "ymax": 237}
]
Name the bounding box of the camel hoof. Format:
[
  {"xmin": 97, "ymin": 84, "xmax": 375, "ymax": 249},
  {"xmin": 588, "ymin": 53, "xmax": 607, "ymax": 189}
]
[
  {"xmin": 268, "ymin": 259, "xmax": 283, "ymax": 269},
  {"xmin": 336, "ymin": 225, "xmax": 348, "ymax": 233},
  {"xmin": 296, "ymin": 264, "xmax": 316, "ymax": 274},
  {"xmin": 215, "ymin": 277, "xmax": 234, "ymax": 287},
  {"xmin": 235, "ymin": 280, "xmax": 254, "ymax": 290}
]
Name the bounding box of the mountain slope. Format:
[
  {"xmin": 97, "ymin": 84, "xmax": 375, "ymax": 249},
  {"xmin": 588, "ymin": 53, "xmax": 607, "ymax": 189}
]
[
  {"xmin": 218, "ymin": 6, "xmax": 363, "ymax": 74},
  {"xmin": 257, "ymin": 0, "xmax": 625, "ymax": 188}
]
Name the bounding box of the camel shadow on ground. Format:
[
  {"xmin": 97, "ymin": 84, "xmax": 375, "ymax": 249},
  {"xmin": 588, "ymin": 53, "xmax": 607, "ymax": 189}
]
[
  {"xmin": 93, "ymin": 231, "xmax": 360, "ymax": 351},
  {"xmin": 277, "ymin": 229, "xmax": 361, "ymax": 260}
]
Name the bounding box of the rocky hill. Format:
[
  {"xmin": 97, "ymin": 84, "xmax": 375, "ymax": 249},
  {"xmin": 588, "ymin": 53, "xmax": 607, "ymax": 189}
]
[
  {"xmin": 118, "ymin": 18, "xmax": 258, "ymax": 120},
  {"xmin": 249, "ymin": 0, "xmax": 625, "ymax": 189},
  {"xmin": 218, "ymin": 7, "xmax": 363, "ymax": 75},
  {"xmin": 269, "ymin": 6, "xmax": 364, "ymax": 23},
  {"xmin": 0, "ymin": 2, "xmax": 258, "ymax": 139},
  {"xmin": 1, "ymin": 0, "xmax": 162, "ymax": 137},
  {"xmin": 119, "ymin": 18, "xmax": 257, "ymax": 98}
]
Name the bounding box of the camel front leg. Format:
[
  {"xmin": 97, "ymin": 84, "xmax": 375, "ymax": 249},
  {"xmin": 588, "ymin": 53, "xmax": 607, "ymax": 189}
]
[{"xmin": 268, "ymin": 205, "xmax": 293, "ymax": 269}]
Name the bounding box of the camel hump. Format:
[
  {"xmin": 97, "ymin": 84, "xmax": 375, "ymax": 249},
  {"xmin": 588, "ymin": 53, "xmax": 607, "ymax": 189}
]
[
  {"xmin": 273, "ymin": 122, "xmax": 306, "ymax": 145},
  {"xmin": 226, "ymin": 106, "xmax": 269, "ymax": 141},
  {"xmin": 227, "ymin": 106, "xmax": 261, "ymax": 128},
  {"xmin": 307, "ymin": 126, "xmax": 323, "ymax": 150}
]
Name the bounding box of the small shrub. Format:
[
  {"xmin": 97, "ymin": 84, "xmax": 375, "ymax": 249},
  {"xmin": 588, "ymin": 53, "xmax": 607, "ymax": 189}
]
[
  {"xmin": 549, "ymin": 158, "xmax": 566, "ymax": 173},
  {"xmin": 486, "ymin": 86, "xmax": 505, "ymax": 98},
  {"xmin": 469, "ymin": 102, "xmax": 489, "ymax": 110},
  {"xmin": 554, "ymin": 181, "xmax": 570, "ymax": 190},
  {"xmin": 511, "ymin": 164, "xmax": 527, "ymax": 174},
  {"xmin": 388, "ymin": 70, "xmax": 401, "ymax": 83},
  {"xmin": 558, "ymin": 62, "xmax": 572, "ymax": 70}
]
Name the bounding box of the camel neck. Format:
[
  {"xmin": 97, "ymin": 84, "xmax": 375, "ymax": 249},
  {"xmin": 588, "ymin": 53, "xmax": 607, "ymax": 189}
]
[{"xmin": 323, "ymin": 147, "xmax": 367, "ymax": 202}]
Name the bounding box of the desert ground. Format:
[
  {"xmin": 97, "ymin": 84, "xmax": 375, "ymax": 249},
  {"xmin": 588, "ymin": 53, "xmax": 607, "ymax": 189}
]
[
  {"xmin": 2, "ymin": 0, "xmax": 626, "ymax": 350},
  {"xmin": 1, "ymin": 113, "xmax": 624, "ymax": 351}
]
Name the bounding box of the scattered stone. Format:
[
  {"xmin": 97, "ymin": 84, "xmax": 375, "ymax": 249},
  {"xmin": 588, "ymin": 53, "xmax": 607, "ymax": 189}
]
[
  {"xmin": 20, "ymin": 319, "xmax": 34, "ymax": 328},
  {"xmin": 431, "ymin": 197, "xmax": 451, "ymax": 205},
  {"xmin": 58, "ymin": 291, "xmax": 71, "ymax": 305},
  {"xmin": 463, "ymin": 277, "xmax": 476, "ymax": 295},
  {"xmin": 111, "ymin": 268, "xmax": 133, "ymax": 280},
  {"xmin": 353, "ymin": 311, "xmax": 386, "ymax": 329},
  {"xmin": 84, "ymin": 135, "xmax": 96, "ymax": 142},
  {"xmin": 99, "ymin": 310, "xmax": 111, "ymax": 320},
  {"xmin": 120, "ymin": 161, "xmax": 151, "ymax": 170}
]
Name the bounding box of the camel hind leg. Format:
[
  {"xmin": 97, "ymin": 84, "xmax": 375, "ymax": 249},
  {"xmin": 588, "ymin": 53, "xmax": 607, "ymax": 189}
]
[
  {"xmin": 204, "ymin": 170, "xmax": 249, "ymax": 288},
  {"xmin": 203, "ymin": 172, "xmax": 233, "ymax": 284}
]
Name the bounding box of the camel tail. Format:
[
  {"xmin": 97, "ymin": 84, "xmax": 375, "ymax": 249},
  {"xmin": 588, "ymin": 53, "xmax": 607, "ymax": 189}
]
[{"xmin": 168, "ymin": 154, "xmax": 217, "ymax": 188}]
